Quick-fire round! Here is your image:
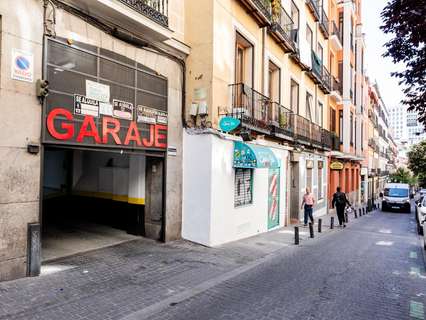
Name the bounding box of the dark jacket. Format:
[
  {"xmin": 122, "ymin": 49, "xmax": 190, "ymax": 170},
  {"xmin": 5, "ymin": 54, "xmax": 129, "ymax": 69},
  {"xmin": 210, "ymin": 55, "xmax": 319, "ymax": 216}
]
[{"xmin": 332, "ymin": 192, "xmax": 351, "ymax": 208}]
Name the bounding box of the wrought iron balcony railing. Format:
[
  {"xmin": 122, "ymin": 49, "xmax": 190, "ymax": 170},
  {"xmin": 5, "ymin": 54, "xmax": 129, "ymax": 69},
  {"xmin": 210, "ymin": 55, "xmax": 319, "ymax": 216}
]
[
  {"xmin": 254, "ymin": 0, "xmax": 273, "ymax": 21},
  {"xmin": 229, "ymin": 83, "xmax": 272, "ymax": 133},
  {"xmin": 270, "ymin": 2, "xmax": 295, "ymax": 52},
  {"xmin": 311, "ymin": 50, "xmax": 322, "ymax": 80},
  {"xmin": 319, "ymin": 9, "xmax": 329, "ymax": 38},
  {"xmin": 311, "ymin": 122, "xmax": 323, "ymax": 146},
  {"xmin": 306, "ymin": 0, "xmax": 321, "ymax": 21},
  {"xmin": 330, "ymin": 21, "xmax": 343, "ymax": 45},
  {"xmin": 119, "ymin": 0, "xmax": 168, "ymax": 27},
  {"xmin": 321, "ymin": 66, "xmax": 332, "ymax": 93},
  {"xmin": 331, "ymin": 76, "xmax": 342, "ymax": 96},
  {"xmin": 321, "ymin": 128, "xmax": 333, "ymax": 150},
  {"xmin": 330, "ymin": 132, "xmax": 340, "ymax": 151},
  {"xmin": 271, "ymin": 102, "xmax": 294, "ymax": 137},
  {"xmin": 293, "ymin": 114, "xmax": 311, "ymax": 143}
]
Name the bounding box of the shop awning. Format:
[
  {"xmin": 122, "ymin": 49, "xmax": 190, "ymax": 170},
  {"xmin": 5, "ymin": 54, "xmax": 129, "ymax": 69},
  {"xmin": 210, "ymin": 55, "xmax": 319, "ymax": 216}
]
[{"xmin": 233, "ymin": 141, "xmax": 280, "ymax": 169}]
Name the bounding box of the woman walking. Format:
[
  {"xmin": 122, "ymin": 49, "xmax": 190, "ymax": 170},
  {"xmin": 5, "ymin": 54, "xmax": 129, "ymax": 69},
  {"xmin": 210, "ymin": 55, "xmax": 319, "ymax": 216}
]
[{"xmin": 301, "ymin": 187, "xmax": 315, "ymax": 226}]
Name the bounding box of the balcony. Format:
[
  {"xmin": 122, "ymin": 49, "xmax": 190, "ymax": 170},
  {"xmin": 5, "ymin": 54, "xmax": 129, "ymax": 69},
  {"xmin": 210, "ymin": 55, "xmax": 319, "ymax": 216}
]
[
  {"xmin": 319, "ymin": 66, "xmax": 331, "ymax": 94},
  {"xmin": 270, "ymin": 3, "xmax": 295, "ymax": 53},
  {"xmin": 330, "ymin": 76, "xmax": 343, "ymax": 102},
  {"xmin": 306, "ymin": 0, "xmax": 321, "ymax": 22},
  {"xmin": 307, "ymin": 50, "xmax": 322, "ymax": 84},
  {"xmin": 118, "ymin": 0, "xmax": 168, "ymax": 27},
  {"xmin": 311, "ymin": 123, "xmax": 323, "ymax": 146},
  {"xmin": 62, "ymin": 0, "xmax": 172, "ymax": 42},
  {"xmin": 271, "ymin": 103, "xmax": 294, "ymax": 138},
  {"xmin": 329, "ymin": 21, "xmax": 343, "ymax": 51},
  {"xmin": 293, "ymin": 114, "xmax": 311, "ymax": 144},
  {"xmin": 320, "ymin": 129, "xmax": 333, "ymax": 150},
  {"xmin": 239, "ymin": 0, "xmax": 272, "ymax": 26},
  {"xmin": 330, "ymin": 132, "xmax": 340, "ymax": 151},
  {"xmin": 229, "ymin": 83, "xmax": 272, "ymax": 134},
  {"xmin": 319, "ymin": 9, "xmax": 329, "ymax": 39}
]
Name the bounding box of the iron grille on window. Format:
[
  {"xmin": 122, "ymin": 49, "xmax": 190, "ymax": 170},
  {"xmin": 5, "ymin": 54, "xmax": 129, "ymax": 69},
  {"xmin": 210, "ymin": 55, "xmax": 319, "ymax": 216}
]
[{"xmin": 235, "ymin": 168, "xmax": 253, "ymax": 207}]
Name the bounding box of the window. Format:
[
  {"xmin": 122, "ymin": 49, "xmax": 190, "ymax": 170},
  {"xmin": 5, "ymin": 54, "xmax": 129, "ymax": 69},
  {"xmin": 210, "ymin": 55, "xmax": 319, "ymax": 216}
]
[
  {"xmin": 290, "ymin": 80, "xmax": 299, "ymax": 114},
  {"xmin": 330, "ymin": 108, "xmax": 336, "ymax": 132},
  {"xmin": 361, "ymin": 122, "xmax": 364, "ymax": 150},
  {"xmin": 339, "ymin": 12, "xmax": 344, "ymax": 44},
  {"xmin": 317, "ymin": 43, "xmax": 324, "ymax": 65},
  {"xmin": 354, "ymin": 118, "xmax": 357, "ymax": 147},
  {"xmin": 235, "ymin": 32, "xmax": 253, "ymax": 86},
  {"xmin": 330, "ymin": 53, "xmax": 334, "ymax": 75},
  {"xmin": 318, "ymin": 102, "xmax": 323, "ymax": 127},
  {"xmin": 306, "ymin": 25, "xmax": 313, "ymax": 52},
  {"xmin": 268, "ymin": 61, "xmax": 280, "ymax": 103},
  {"xmin": 339, "ymin": 110, "xmax": 343, "ymax": 143},
  {"xmin": 234, "ymin": 168, "xmax": 253, "ymax": 207},
  {"xmin": 306, "ymin": 92, "xmax": 313, "ymax": 121},
  {"xmin": 291, "ymin": 1, "xmax": 299, "ymax": 30},
  {"xmin": 338, "ymin": 62, "xmax": 343, "ymax": 85},
  {"xmin": 350, "ymin": 112, "xmax": 354, "ymax": 145},
  {"xmin": 318, "ymin": 161, "xmax": 323, "ymax": 199}
]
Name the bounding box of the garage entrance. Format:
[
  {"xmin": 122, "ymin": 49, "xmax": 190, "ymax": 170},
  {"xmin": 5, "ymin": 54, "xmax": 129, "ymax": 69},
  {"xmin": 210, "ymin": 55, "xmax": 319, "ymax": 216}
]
[{"xmin": 41, "ymin": 146, "xmax": 164, "ymax": 261}]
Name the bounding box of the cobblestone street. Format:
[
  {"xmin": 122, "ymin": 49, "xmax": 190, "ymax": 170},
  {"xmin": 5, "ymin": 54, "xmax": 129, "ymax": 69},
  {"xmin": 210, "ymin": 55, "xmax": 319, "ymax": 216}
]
[{"xmin": 0, "ymin": 208, "xmax": 425, "ymax": 320}]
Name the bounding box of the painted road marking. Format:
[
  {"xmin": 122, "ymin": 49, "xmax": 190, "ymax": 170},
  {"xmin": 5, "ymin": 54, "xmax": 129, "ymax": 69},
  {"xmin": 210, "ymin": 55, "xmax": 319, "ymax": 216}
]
[
  {"xmin": 376, "ymin": 241, "xmax": 394, "ymax": 246},
  {"xmin": 410, "ymin": 251, "xmax": 418, "ymax": 259},
  {"xmin": 410, "ymin": 301, "xmax": 424, "ymax": 319},
  {"xmin": 379, "ymin": 229, "xmax": 392, "ymax": 234}
]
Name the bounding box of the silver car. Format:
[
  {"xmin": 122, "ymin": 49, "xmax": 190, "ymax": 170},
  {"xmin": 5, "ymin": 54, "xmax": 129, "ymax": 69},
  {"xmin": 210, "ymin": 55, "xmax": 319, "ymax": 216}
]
[{"xmin": 416, "ymin": 196, "xmax": 426, "ymax": 249}]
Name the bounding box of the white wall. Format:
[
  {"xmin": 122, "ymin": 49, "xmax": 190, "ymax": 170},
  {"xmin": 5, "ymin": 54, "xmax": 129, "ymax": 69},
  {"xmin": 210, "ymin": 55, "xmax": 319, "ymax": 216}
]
[{"xmin": 183, "ymin": 131, "xmax": 289, "ymax": 247}]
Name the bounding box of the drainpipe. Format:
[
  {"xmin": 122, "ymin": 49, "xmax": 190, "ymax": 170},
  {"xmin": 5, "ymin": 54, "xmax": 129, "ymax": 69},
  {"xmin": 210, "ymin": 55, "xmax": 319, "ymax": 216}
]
[{"xmin": 261, "ymin": 27, "xmax": 266, "ymax": 94}]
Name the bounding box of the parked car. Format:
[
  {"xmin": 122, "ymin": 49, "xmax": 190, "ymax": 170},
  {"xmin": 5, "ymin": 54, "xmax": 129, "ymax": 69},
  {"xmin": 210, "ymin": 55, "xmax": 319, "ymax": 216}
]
[
  {"xmin": 381, "ymin": 183, "xmax": 412, "ymax": 213},
  {"xmin": 416, "ymin": 196, "xmax": 426, "ymax": 235},
  {"xmin": 419, "ymin": 189, "xmax": 426, "ymax": 198}
]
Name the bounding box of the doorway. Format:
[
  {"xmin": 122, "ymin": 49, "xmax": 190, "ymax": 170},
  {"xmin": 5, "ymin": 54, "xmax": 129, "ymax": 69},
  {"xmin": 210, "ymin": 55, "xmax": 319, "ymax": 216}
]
[{"xmin": 41, "ymin": 147, "xmax": 164, "ymax": 261}]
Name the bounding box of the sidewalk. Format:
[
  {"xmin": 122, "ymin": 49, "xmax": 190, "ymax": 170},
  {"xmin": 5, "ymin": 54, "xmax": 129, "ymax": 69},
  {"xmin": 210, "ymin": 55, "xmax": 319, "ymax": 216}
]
[{"xmin": 0, "ymin": 205, "xmax": 371, "ymax": 320}]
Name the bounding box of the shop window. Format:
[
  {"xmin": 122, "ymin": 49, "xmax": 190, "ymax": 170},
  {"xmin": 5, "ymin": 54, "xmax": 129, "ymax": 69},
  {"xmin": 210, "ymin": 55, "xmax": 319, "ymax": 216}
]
[
  {"xmin": 318, "ymin": 161, "xmax": 323, "ymax": 199},
  {"xmin": 235, "ymin": 168, "xmax": 253, "ymax": 207}
]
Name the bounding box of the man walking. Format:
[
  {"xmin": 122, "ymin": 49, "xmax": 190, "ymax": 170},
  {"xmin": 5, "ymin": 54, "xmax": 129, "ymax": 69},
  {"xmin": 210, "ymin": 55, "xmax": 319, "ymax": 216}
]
[
  {"xmin": 301, "ymin": 187, "xmax": 315, "ymax": 226},
  {"xmin": 332, "ymin": 187, "xmax": 351, "ymax": 228}
]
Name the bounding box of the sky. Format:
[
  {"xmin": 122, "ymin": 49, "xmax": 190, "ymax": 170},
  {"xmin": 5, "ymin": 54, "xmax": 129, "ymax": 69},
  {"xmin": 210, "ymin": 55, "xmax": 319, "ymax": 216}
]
[{"xmin": 362, "ymin": 0, "xmax": 405, "ymax": 111}]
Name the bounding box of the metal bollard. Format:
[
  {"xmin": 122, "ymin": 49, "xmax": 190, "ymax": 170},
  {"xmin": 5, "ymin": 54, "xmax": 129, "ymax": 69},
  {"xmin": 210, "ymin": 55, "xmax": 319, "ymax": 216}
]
[
  {"xmin": 309, "ymin": 222, "xmax": 314, "ymax": 238},
  {"xmin": 330, "ymin": 216, "xmax": 334, "ymax": 229},
  {"xmin": 354, "ymin": 209, "xmax": 358, "ymax": 218},
  {"xmin": 345, "ymin": 211, "xmax": 349, "ymax": 223},
  {"xmin": 363, "ymin": 207, "xmax": 366, "ymax": 215},
  {"xmin": 318, "ymin": 218, "xmax": 322, "ymax": 233},
  {"xmin": 359, "ymin": 208, "xmax": 362, "ymax": 217},
  {"xmin": 294, "ymin": 226, "xmax": 299, "ymax": 245}
]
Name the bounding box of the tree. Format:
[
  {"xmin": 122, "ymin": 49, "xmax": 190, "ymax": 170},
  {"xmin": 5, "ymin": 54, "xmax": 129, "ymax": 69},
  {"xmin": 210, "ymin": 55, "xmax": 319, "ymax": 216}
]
[
  {"xmin": 381, "ymin": 0, "xmax": 426, "ymax": 128},
  {"xmin": 388, "ymin": 167, "xmax": 417, "ymax": 185},
  {"xmin": 407, "ymin": 140, "xmax": 426, "ymax": 186}
]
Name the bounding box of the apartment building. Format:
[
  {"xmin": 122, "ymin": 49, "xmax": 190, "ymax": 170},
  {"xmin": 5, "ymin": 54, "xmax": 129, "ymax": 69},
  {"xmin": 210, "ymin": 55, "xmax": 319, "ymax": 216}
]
[
  {"xmin": 183, "ymin": 0, "xmax": 351, "ymax": 246},
  {"xmin": 0, "ymin": 0, "xmax": 188, "ymax": 281}
]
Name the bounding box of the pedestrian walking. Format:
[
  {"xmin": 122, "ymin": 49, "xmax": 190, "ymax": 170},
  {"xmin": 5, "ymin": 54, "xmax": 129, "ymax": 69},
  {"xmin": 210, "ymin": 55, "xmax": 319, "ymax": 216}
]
[
  {"xmin": 301, "ymin": 187, "xmax": 315, "ymax": 226},
  {"xmin": 332, "ymin": 187, "xmax": 352, "ymax": 228}
]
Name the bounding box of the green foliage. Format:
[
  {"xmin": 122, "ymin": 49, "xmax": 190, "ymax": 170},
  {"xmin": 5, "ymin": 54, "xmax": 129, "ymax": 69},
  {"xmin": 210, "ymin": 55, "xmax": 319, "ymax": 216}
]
[
  {"xmin": 408, "ymin": 140, "xmax": 426, "ymax": 186},
  {"xmin": 389, "ymin": 167, "xmax": 417, "ymax": 185},
  {"xmin": 381, "ymin": 0, "xmax": 426, "ymax": 128}
]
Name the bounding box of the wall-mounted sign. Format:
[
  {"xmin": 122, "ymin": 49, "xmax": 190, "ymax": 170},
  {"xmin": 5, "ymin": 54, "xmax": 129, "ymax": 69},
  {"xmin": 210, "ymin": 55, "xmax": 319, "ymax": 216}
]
[
  {"xmin": 113, "ymin": 99, "xmax": 133, "ymax": 120},
  {"xmin": 74, "ymin": 94, "xmax": 99, "ymax": 117},
  {"xmin": 330, "ymin": 161, "xmax": 344, "ymax": 170},
  {"xmin": 167, "ymin": 146, "xmax": 177, "ymax": 157},
  {"xmin": 219, "ymin": 117, "xmax": 240, "ymax": 132},
  {"xmin": 11, "ymin": 49, "xmax": 34, "ymax": 82},
  {"xmin": 86, "ymin": 80, "xmax": 110, "ymax": 102},
  {"xmin": 360, "ymin": 167, "xmax": 368, "ymax": 175},
  {"xmin": 233, "ymin": 142, "xmax": 280, "ymax": 169},
  {"xmin": 137, "ymin": 106, "xmax": 168, "ymax": 124},
  {"xmin": 45, "ymin": 107, "xmax": 167, "ymax": 150},
  {"xmin": 306, "ymin": 160, "xmax": 314, "ymax": 169}
]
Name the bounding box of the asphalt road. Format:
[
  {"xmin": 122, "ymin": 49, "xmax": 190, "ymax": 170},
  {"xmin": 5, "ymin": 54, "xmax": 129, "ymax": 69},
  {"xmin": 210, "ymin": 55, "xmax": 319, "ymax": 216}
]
[{"xmin": 147, "ymin": 208, "xmax": 426, "ymax": 320}]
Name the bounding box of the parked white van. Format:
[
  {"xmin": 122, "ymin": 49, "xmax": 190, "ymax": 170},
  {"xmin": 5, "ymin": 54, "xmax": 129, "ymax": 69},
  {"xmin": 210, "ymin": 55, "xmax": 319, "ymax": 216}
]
[{"xmin": 382, "ymin": 183, "xmax": 412, "ymax": 213}]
